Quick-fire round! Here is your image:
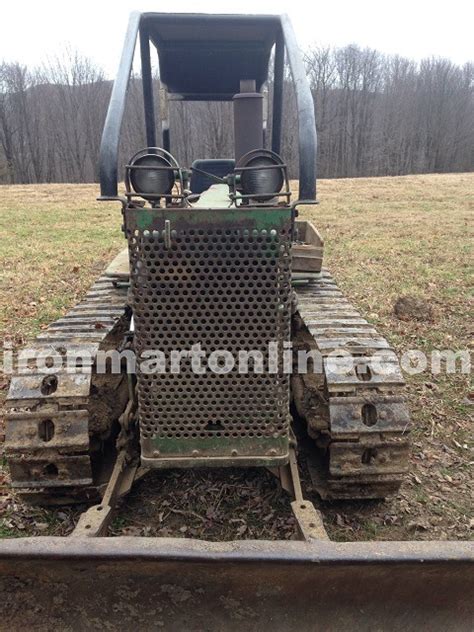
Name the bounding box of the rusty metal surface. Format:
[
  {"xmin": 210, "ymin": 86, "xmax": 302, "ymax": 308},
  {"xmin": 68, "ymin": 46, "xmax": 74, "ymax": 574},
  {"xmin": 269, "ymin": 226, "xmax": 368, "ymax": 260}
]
[
  {"xmin": 292, "ymin": 219, "xmax": 324, "ymax": 273},
  {"xmin": 6, "ymin": 410, "xmax": 90, "ymax": 452},
  {"xmin": 105, "ymin": 247, "xmax": 130, "ymax": 279},
  {"xmin": 293, "ymin": 269, "xmax": 411, "ymax": 499},
  {"xmin": 8, "ymin": 455, "xmax": 93, "ymax": 489},
  {"xmin": 290, "ymin": 500, "xmax": 329, "ymax": 540},
  {"xmin": 124, "ymin": 206, "xmax": 293, "ymax": 466},
  {"xmin": 71, "ymin": 458, "xmax": 136, "ymax": 538},
  {"xmin": 0, "ymin": 537, "xmax": 472, "ymax": 630}
]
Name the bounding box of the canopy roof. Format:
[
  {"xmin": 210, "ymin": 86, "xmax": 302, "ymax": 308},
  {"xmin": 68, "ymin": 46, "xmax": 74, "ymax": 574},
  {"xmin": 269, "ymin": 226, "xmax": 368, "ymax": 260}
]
[
  {"xmin": 100, "ymin": 12, "xmax": 317, "ymax": 200},
  {"xmin": 142, "ymin": 13, "xmax": 281, "ymax": 100}
]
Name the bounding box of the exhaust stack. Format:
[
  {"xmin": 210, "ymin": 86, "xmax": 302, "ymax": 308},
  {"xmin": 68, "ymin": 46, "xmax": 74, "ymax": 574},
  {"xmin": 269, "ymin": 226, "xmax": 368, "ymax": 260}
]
[{"xmin": 233, "ymin": 80, "xmax": 264, "ymax": 162}]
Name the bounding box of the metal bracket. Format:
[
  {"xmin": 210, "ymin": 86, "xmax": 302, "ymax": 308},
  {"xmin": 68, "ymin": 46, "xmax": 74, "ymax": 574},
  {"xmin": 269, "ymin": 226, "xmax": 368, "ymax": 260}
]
[
  {"xmin": 70, "ymin": 451, "xmax": 138, "ymax": 537},
  {"xmin": 164, "ymin": 219, "xmax": 172, "ymax": 249},
  {"xmin": 290, "ymin": 499, "xmax": 328, "ymax": 541},
  {"xmin": 71, "ymin": 399, "xmax": 139, "ymax": 538},
  {"xmin": 269, "ymin": 447, "xmax": 329, "ymax": 541}
]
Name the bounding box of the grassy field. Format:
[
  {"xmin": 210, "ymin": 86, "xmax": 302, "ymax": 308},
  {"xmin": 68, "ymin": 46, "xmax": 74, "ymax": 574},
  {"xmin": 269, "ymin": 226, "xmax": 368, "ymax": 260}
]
[{"xmin": 0, "ymin": 173, "xmax": 472, "ymax": 541}]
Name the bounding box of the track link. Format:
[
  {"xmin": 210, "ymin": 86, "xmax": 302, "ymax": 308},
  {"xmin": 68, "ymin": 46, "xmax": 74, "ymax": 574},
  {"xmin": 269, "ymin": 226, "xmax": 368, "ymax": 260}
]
[
  {"xmin": 5, "ymin": 273, "xmax": 130, "ymax": 505},
  {"xmin": 292, "ymin": 270, "xmax": 411, "ymax": 499}
]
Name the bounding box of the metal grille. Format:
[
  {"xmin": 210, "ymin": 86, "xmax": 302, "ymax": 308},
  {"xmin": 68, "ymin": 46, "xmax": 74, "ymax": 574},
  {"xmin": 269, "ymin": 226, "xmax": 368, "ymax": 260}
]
[{"xmin": 124, "ymin": 207, "xmax": 293, "ymax": 467}]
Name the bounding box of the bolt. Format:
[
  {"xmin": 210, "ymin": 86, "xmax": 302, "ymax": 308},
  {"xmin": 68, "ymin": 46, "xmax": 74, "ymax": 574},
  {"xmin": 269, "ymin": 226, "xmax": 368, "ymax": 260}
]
[
  {"xmin": 379, "ymin": 411, "xmax": 387, "ymax": 420},
  {"xmin": 153, "ymin": 450, "xmax": 160, "ymax": 457},
  {"xmin": 269, "ymin": 449, "xmax": 277, "ymax": 456},
  {"xmin": 231, "ymin": 449, "xmax": 238, "ymax": 456},
  {"xmin": 192, "ymin": 449, "xmax": 199, "ymax": 456},
  {"xmin": 353, "ymin": 410, "xmax": 361, "ymax": 419}
]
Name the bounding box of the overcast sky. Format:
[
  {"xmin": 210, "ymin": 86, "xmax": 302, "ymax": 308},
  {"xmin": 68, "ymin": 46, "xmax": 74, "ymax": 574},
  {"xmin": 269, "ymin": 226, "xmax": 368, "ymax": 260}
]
[{"xmin": 1, "ymin": 0, "xmax": 473, "ymax": 77}]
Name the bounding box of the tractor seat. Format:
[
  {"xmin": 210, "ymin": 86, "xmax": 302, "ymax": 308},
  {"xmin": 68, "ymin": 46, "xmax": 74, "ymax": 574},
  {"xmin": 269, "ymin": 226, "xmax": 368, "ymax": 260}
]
[{"xmin": 190, "ymin": 159, "xmax": 235, "ymax": 194}]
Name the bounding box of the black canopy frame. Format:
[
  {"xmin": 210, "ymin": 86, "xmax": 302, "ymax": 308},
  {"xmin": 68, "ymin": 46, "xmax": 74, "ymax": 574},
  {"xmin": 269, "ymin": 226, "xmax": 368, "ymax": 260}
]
[{"xmin": 99, "ymin": 12, "xmax": 317, "ymax": 200}]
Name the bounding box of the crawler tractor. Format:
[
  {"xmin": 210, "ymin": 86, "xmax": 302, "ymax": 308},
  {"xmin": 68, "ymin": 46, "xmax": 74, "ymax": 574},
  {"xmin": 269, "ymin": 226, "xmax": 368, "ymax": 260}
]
[{"xmin": 1, "ymin": 12, "xmax": 472, "ymax": 630}]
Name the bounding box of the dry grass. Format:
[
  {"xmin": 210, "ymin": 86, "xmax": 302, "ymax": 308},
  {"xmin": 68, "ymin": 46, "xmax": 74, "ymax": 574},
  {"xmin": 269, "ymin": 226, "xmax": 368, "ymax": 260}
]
[
  {"xmin": 0, "ymin": 184, "xmax": 124, "ymax": 343},
  {"xmin": 0, "ymin": 173, "xmax": 472, "ymax": 541}
]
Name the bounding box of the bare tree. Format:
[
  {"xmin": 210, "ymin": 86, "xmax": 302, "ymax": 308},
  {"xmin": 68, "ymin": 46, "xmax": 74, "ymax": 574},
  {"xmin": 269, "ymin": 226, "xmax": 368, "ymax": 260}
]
[{"xmin": 0, "ymin": 45, "xmax": 472, "ymax": 185}]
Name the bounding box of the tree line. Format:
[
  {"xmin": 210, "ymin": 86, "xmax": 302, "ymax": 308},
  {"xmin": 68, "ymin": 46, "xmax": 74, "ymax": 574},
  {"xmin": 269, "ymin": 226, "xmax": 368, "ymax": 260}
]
[{"xmin": 0, "ymin": 45, "xmax": 472, "ymax": 185}]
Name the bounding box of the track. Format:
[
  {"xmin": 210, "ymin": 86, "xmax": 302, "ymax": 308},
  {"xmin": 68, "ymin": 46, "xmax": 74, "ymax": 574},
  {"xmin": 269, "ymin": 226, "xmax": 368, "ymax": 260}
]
[
  {"xmin": 292, "ymin": 269, "xmax": 411, "ymax": 499},
  {"xmin": 5, "ymin": 273, "xmax": 130, "ymax": 505}
]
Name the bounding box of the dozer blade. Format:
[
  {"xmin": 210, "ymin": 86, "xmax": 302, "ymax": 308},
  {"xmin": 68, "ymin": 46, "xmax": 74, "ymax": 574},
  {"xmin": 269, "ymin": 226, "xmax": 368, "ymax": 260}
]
[{"xmin": 0, "ymin": 537, "xmax": 472, "ymax": 631}]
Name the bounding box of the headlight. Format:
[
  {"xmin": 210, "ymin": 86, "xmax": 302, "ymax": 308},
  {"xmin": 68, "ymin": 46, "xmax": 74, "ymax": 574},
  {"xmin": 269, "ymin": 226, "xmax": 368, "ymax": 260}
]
[
  {"xmin": 127, "ymin": 148, "xmax": 178, "ymax": 201},
  {"xmin": 238, "ymin": 150, "xmax": 285, "ymax": 202}
]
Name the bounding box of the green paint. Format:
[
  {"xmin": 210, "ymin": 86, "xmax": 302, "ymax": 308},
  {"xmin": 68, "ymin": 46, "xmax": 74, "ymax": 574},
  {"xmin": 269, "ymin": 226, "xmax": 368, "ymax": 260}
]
[
  {"xmin": 152, "ymin": 434, "xmax": 288, "ymax": 457},
  {"xmin": 130, "ymin": 206, "xmax": 291, "ymax": 232},
  {"xmin": 136, "ymin": 209, "xmax": 153, "ymax": 230}
]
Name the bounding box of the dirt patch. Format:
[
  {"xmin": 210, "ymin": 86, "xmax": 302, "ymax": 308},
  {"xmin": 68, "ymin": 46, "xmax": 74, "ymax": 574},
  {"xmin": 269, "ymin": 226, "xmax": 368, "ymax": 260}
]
[
  {"xmin": 110, "ymin": 468, "xmax": 298, "ymax": 541},
  {"xmin": 393, "ymin": 295, "xmax": 434, "ymax": 321}
]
